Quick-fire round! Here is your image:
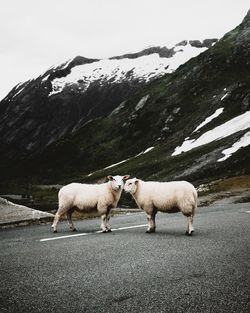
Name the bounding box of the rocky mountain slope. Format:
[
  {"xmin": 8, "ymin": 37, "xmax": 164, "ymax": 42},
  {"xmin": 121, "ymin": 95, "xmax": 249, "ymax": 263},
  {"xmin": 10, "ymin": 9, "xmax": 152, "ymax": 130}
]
[
  {"xmin": 0, "ymin": 11, "xmax": 249, "ymax": 188},
  {"xmin": 0, "ymin": 40, "xmax": 215, "ymax": 157}
]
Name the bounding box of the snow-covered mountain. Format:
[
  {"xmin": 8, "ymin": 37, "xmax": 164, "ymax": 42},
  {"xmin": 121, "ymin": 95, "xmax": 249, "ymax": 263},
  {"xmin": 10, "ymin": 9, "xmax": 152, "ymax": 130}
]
[
  {"xmin": 48, "ymin": 40, "xmax": 215, "ymax": 96},
  {"xmin": 1, "ymin": 8, "xmax": 250, "ymax": 189},
  {"xmin": 0, "ymin": 38, "xmax": 217, "ymax": 156}
]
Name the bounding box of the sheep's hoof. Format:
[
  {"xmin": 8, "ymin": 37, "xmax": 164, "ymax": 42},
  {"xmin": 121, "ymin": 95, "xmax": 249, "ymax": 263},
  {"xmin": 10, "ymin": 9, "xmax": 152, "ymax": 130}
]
[
  {"xmin": 146, "ymin": 228, "xmax": 155, "ymax": 233},
  {"xmin": 102, "ymin": 229, "xmax": 108, "ymax": 233},
  {"xmin": 72, "ymin": 228, "xmax": 77, "ymax": 232},
  {"xmin": 53, "ymin": 230, "xmax": 57, "ymax": 233},
  {"xmin": 107, "ymin": 229, "xmax": 112, "ymax": 232},
  {"xmin": 186, "ymin": 230, "xmax": 194, "ymax": 236}
]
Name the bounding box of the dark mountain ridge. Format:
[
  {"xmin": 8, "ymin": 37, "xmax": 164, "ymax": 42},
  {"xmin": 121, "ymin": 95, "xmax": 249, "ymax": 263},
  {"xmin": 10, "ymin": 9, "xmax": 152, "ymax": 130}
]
[
  {"xmin": 0, "ymin": 37, "xmax": 215, "ymax": 175},
  {"xmin": 110, "ymin": 39, "xmax": 217, "ymax": 60},
  {"xmin": 0, "ymin": 11, "xmax": 249, "ymax": 188}
]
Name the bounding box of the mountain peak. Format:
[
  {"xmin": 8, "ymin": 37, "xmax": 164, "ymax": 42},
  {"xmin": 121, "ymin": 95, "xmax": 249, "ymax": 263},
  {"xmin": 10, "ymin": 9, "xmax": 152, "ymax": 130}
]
[
  {"xmin": 109, "ymin": 39, "xmax": 218, "ymax": 60},
  {"xmin": 109, "ymin": 46, "xmax": 175, "ymax": 60},
  {"xmin": 241, "ymin": 9, "xmax": 250, "ymax": 27},
  {"xmin": 48, "ymin": 55, "xmax": 100, "ymax": 81}
]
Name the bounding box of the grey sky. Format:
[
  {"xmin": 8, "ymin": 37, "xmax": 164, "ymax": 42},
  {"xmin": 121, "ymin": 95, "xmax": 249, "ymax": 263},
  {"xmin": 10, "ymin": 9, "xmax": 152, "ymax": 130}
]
[{"xmin": 0, "ymin": 0, "xmax": 249, "ymax": 100}]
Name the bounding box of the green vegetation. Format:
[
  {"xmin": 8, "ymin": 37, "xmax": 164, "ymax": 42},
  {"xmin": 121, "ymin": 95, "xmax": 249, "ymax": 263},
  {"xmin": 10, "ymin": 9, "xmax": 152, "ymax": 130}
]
[{"xmin": 0, "ymin": 13, "xmax": 250, "ymax": 199}]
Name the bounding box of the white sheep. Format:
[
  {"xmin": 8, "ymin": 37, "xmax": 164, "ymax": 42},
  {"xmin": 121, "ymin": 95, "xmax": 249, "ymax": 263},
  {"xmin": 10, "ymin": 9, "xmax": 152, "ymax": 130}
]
[
  {"xmin": 52, "ymin": 175, "xmax": 130, "ymax": 233},
  {"xmin": 124, "ymin": 178, "xmax": 197, "ymax": 235}
]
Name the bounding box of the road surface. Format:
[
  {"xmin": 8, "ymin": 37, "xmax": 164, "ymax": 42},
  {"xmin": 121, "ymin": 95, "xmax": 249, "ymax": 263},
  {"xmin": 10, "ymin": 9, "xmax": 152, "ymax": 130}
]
[{"xmin": 1, "ymin": 204, "xmax": 250, "ymax": 313}]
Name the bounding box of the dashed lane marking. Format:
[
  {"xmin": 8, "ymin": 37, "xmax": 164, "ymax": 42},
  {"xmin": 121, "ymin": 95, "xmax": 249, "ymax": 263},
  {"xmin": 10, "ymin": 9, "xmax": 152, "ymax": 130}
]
[{"xmin": 39, "ymin": 224, "xmax": 148, "ymax": 242}]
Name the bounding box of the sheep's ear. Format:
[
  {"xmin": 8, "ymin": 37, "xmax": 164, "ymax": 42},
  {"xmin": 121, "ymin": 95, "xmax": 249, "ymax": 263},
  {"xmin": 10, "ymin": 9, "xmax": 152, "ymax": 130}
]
[
  {"xmin": 122, "ymin": 175, "xmax": 130, "ymax": 181},
  {"xmin": 107, "ymin": 175, "xmax": 114, "ymax": 181}
]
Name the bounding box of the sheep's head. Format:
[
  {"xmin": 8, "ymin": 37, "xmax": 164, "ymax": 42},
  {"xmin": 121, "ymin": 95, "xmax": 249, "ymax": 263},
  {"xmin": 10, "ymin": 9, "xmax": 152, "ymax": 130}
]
[
  {"xmin": 107, "ymin": 175, "xmax": 130, "ymax": 191},
  {"xmin": 124, "ymin": 178, "xmax": 139, "ymax": 194}
]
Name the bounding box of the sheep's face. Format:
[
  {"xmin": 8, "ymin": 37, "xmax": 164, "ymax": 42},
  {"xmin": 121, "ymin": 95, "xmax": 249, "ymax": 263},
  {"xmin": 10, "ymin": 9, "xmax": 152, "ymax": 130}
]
[
  {"xmin": 124, "ymin": 178, "xmax": 138, "ymax": 194},
  {"xmin": 107, "ymin": 175, "xmax": 130, "ymax": 191}
]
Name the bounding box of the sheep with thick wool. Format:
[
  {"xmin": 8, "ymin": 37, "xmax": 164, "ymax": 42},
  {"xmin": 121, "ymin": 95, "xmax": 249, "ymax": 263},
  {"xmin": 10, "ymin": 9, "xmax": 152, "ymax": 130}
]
[
  {"xmin": 124, "ymin": 178, "xmax": 197, "ymax": 235},
  {"xmin": 52, "ymin": 175, "xmax": 130, "ymax": 233}
]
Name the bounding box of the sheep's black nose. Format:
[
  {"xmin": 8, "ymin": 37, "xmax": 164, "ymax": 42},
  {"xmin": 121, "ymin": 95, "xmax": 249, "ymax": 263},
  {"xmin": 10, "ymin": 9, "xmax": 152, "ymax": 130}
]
[{"xmin": 118, "ymin": 185, "xmax": 121, "ymax": 188}]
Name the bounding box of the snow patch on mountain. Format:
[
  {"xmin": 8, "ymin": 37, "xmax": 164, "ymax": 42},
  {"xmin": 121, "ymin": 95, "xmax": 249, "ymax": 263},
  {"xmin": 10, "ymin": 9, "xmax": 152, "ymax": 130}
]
[
  {"xmin": 61, "ymin": 58, "xmax": 74, "ymax": 70},
  {"xmin": 193, "ymin": 108, "xmax": 224, "ymax": 133},
  {"xmin": 135, "ymin": 95, "xmax": 150, "ymax": 111},
  {"xmin": 172, "ymin": 111, "xmax": 250, "ymax": 156},
  {"xmin": 221, "ymin": 93, "xmax": 228, "ymax": 101},
  {"xmin": 42, "ymin": 74, "xmax": 50, "ymax": 82},
  {"xmin": 142, "ymin": 146, "xmax": 154, "ymax": 154},
  {"xmin": 217, "ymin": 131, "xmax": 250, "ymax": 162},
  {"xmin": 110, "ymin": 101, "xmax": 127, "ymax": 116},
  {"xmin": 171, "ymin": 45, "xmax": 206, "ymax": 70},
  {"xmin": 13, "ymin": 86, "xmax": 25, "ymax": 98},
  {"xmin": 49, "ymin": 44, "xmax": 207, "ymax": 96},
  {"xmin": 104, "ymin": 159, "xmax": 129, "ymax": 170},
  {"xmin": 87, "ymin": 146, "xmax": 154, "ymax": 176}
]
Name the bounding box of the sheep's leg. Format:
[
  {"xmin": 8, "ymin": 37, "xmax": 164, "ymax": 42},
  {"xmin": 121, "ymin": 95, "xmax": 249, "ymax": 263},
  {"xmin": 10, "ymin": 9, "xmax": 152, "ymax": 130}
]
[
  {"xmin": 146, "ymin": 210, "xmax": 156, "ymax": 233},
  {"xmin": 52, "ymin": 208, "xmax": 65, "ymax": 233},
  {"xmin": 51, "ymin": 212, "xmax": 60, "ymax": 233},
  {"xmin": 66, "ymin": 208, "xmax": 77, "ymax": 232},
  {"xmin": 100, "ymin": 214, "xmax": 109, "ymax": 233},
  {"xmin": 186, "ymin": 215, "xmax": 194, "ymax": 236},
  {"xmin": 151, "ymin": 211, "xmax": 157, "ymax": 231},
  {"xmin": 52, "ymin": 204, "xmax": 69, "ymax": 233},
  {"xmin": 106, "ymin": 213, "xmax": 112, "ymax": 232}
]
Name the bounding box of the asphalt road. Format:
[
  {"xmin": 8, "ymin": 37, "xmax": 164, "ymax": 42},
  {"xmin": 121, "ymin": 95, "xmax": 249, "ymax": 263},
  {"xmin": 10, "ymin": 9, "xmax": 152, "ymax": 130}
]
[{"xmin": 1, "ymin": 203, "xmax": 250, "ymax": 313}]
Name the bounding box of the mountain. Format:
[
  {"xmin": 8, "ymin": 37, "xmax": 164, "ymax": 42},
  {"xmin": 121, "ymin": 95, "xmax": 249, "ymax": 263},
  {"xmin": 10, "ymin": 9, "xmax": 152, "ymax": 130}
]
[
  {"xmin": 0, "ymin": 39, "xmax": 216, "ymax": 157},
  {"xmin": 0, "ymin": 11, "xmax": 250, "ymax": 190}
]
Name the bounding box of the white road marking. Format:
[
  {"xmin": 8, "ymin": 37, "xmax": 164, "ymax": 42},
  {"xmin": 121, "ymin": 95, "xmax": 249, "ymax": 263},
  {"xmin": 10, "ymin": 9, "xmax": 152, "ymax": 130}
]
[
  {"xmin": 246, "ymin": 211, "xmax": 250, "ymax": 213},
  {"xmin": 39, "ymin": 224, "xmax": 148, "ymax": 242}
]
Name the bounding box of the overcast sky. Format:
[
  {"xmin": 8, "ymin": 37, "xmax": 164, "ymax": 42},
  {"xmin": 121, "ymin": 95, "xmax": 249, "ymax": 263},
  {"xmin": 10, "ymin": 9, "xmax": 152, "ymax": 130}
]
[{"xmin": 0, "ymin": 0, "xmax": 249, "ymax": 100}]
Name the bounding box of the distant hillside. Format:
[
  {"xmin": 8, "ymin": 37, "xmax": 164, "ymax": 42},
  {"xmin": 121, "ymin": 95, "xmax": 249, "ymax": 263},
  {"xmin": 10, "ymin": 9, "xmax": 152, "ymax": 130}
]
[
  {"xmin": 0, "ymin": 11, "xmax": 250, "ymax": 189},
  {"xmin": 0, "ymin": 39, "xmax": 215, "ymax": 158}
]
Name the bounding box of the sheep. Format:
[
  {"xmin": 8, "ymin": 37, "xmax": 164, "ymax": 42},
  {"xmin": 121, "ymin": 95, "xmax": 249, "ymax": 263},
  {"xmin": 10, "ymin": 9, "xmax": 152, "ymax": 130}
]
[
  {"xmin": 52, "ymin": 175, "xmax": 130, "ymax": 233},
  {"xmin": 124, "ymin": 178, "xmax": 197, "ymax": 235}
]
